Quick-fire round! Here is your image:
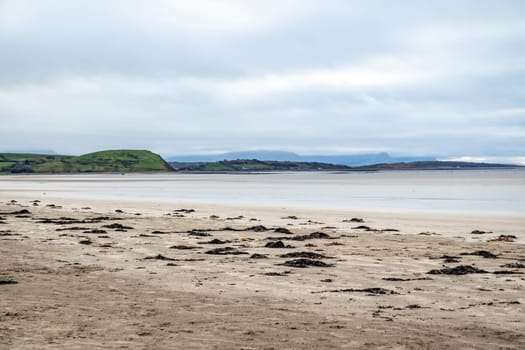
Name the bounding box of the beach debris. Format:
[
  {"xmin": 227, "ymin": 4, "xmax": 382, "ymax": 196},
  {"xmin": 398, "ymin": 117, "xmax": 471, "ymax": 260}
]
[
  {"xmin": 78, "ymin": 239, "xmax": 92, "ymax": 245},
  {"xmin": 500, "ymin": 262, "xmax": 525, "ymax": 269},
  {"xmin": 427, "ymin": 265, "xmax": 488, "ymax": 275},
  {"xmin": 382, "ymin": 277, "xmax": 432, "ymax": 281},
  {"xmin": 187, "ymin": 230, "xmax": 211, "ymax": 237},
  {"xmin": 266, "ymin": 232, "xmax": 332, "ymax": 241},
  {"xmin": 245, "ymin": 225, "xmax": 268, "ymax": 232},
  {"xmin": 200, "ymin": 239, "xmax": 230, "ymax": 244},
  {"xmin": 83, "ymin": 229, "xmax": 107, "ymax": 234},
  {"xmin": 250, "ymin": 253, "xmax": 268, "ymax": 259},
  {"xmin": 56, "ymin": 227, "xmax": 92, "ymax": 231},
  {"xmin": 180, "ymin": 258, "xmax": 206, "ymax": 262},
  {"xmin": 174, "ymin": 208, "xmax": 195, "ymax": 213},
  {"xmin": 488, "ymin": 235, "xmax": 517, "ymax": 243},
  {"xmin": 166, "ymin": 263, "xmax": 178, "ymax": 267},
  {"xmin": 0, "ymin": 280, "xmax": 18, "ymax": 285},
  {"xmin": 351, "ymin": 225, "xmax": 398, "ymax": 232},
  {"xmin": 314, "ymin": 288, "xmax": 397, "ymax": 295},
  {"xmin": 280, "ymin": 251, "xmax": 330, "ymax": 259},
  {"xmin": 302, "ymin": 232, "xmax": 331, "ymax": 239},
  {"xmin": 440, "ymin": 255, "xmax": 461, "ymax": 263},
  {"xmin": 0, "ymin": 231, "xmax": 20, "ymax": 236},
  {"xmin": 210, "ymin": 215, "xmax": 220, "ymax": 219},
  {"xmin": 169, "ymin": 245, "xmax": 199, "ymax": 250},
  {"xmin": 279, "ymin": 259, "xmax": 333, "ymax": 268},
  {"xmin": 263, "ymin": 272, "xmax": 290, "ymax": 276},
  {"xmin": 352, "ymin": 225, "xmax": 373, "ymax": 230},
  {"xmin": 46, "ymin": 204, "xmax": 62, "ymax": 209},
  {"xmin": 281, "ymin": 215, "xmax": 298, "ymax": 220},
  {"xmin": 343, "ymin": 218, "xmax": 364, "ymax": 223},
  {"xmin": 265, "ymin": 240, "xmax": 293, "ymax": 248},
  {"xmin": 90, "ymin": 216, "xmax": 122, "ymax": 222},
  {"xmin": 274, "ymin": 227, "xmax": 293, "ymax": 234},
  {"xmin": 460, "ymin": 250, "xmax": 497, "ymax": 259},
  {"xmin": 205, "ymin": 247, "xmax": 248, "ymax": 255},
  {"xmin": 320, "ymin": 278, "xmax": 333, "ymax": 282},
  {"xmin": 151, "ymin": 230, "xmax": 172, "ymax": 235},
  {"xmin": 226, "ymin": 215, "xmax": 244, "ymax": 220},
  {"xmin": 300, "ymin": 219, "xmax": 324, "ymax": 225},
  {"xmin": 38, "ymin": 218, "xmax": 82, "ymax": 224},
  {"xmin": 102, "ymin": 223, "xmax": 134, "ymax": 230},
  {"xmin": 15, "ymin": 214, "xmax": 31, "ymax": 218},
  {"xmin": 144, "ymin": 254, "xmax": 176, "ymax": 261},
  {"xmin": 10, "ymin": 209, "xmax": 31, "ymax": 215},
  {"xmin": 115, "ymin": 209, "xmax": 124, "ymax": 213},
  {"xmin": 493, "ymin": 270, "xmax": 523, "ymax": 275},
  {"xmin": 36, "ymin": 216, "xmax": 122, "ymax": 225},
  {"xmin": 220, "ymin": 227, "xmax": 244, "ymax": 232},
  {"xmin": 325, "ymin": 242, "xmax": 344, "ymax": 246},
  {"xmin": 471, "ymin": 230, "xmax": 492, "ymax": 234},
  {"xmin": 418, "ymin": 231, "xmax": 436, "ymax": 236}
]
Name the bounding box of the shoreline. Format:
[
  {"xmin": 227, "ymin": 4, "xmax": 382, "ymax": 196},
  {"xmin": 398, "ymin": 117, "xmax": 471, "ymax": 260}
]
[
  {"xmin": 1, "ymin": 170, "xmax": 524, "ymax": 217},
  {"xmin": 2, "ymin": 192, "xmax": 524, "ymax": 240},
  {"xmin": 1, "ymin": 195, "xmax": 524, "ymax": 349}
]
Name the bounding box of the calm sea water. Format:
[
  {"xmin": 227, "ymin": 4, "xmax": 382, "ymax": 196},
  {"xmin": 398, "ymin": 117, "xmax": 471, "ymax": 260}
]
[{"xmin": 1, "ymin": 169, "xmax": 524, "ymax": 215}]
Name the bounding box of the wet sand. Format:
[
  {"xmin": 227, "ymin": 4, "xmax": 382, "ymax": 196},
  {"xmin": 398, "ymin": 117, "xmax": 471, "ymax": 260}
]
[{"xmin": 1, "ymin": 196, "xmax": 524, "ymax": 349}]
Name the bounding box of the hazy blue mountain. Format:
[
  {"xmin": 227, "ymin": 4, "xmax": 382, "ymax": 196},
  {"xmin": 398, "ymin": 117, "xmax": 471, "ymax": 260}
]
[{"xmin": 167, "ymin": 151, "xmax": 436, "ymax": 166}]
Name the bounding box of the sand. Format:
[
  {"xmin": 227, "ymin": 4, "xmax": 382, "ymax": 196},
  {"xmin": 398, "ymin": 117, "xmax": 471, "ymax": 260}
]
[{"xmin": 1, "ymin": 195, "xmax": 524, "ymax": 349}]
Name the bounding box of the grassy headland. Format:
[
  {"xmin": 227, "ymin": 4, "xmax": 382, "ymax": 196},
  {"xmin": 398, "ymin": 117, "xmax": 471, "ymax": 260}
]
[{"xmin": 0, "ymin": 150, "xmax": 172, "ymax": 174}]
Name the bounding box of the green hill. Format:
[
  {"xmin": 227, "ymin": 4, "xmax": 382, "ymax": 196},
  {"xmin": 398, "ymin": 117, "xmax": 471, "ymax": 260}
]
[{"xmin": 0, "ymin": 150, "xmax": 172, "ymax": 174}]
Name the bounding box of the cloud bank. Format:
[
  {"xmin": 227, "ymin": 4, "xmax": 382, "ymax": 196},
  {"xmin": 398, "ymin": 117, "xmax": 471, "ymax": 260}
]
[{"xmin": 0, "ymin": 0, "xmax": 524, "ymax": 159}]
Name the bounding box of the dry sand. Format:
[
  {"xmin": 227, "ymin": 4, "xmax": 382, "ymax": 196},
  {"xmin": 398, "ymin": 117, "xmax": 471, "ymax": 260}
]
[{"xmin": 1, "ymin": 196, "xmax": 524, "ymax": 349}]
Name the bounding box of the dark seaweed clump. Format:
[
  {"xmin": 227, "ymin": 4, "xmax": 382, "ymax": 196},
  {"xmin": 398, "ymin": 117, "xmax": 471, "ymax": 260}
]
[{"xmin": 428, "ymin": 265, "xmax": 488, "ymax": 275}]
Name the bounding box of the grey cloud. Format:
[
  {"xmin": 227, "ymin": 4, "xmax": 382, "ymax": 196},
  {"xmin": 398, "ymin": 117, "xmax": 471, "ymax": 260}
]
[{"xmin": 0, "ymin": 0, "xmax": 524, "ymax": 159}]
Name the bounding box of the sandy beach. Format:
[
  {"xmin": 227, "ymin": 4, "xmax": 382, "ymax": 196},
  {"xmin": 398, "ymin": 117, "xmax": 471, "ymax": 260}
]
[
  {"xmin": 1, "ymin": 187, "xmax": 524, "ymax": 349},
  {"xmin": 3, "ymin": 0, "xmax": 525, "ymax": 347}
]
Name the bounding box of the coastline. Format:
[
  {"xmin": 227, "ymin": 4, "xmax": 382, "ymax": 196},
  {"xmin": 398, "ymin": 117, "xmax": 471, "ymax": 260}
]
[
  {"xmin": 1, "ymin": 169, "xmax": 524, "ymax": 216},
  {"xmin": 1, "ymin": 193, "xmax": 524, "ymax": 349}
]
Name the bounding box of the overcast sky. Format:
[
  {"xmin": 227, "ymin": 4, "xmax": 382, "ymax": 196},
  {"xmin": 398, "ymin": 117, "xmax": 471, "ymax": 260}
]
[{"xmin": 0, "ymin": 0, "xmax": 524, "ymax": 162}]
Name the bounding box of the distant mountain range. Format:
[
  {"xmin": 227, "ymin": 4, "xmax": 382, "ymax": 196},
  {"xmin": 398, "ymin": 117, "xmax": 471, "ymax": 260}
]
[{"xmin": 167, "ymin": 151, "xmax": 436, "ymax": 166}]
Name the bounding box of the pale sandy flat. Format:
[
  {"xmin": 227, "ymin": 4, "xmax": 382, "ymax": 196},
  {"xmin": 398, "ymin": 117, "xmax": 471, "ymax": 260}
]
[{"xmin": 1, "ymin": 195, "xmax": 524, "ymax": 349}]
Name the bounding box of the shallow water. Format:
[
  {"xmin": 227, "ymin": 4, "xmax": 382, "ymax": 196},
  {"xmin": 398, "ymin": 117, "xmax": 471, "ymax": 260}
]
[{"xmin": 1, "ymin": 169, "xmax": 524, "ymax": 215}]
